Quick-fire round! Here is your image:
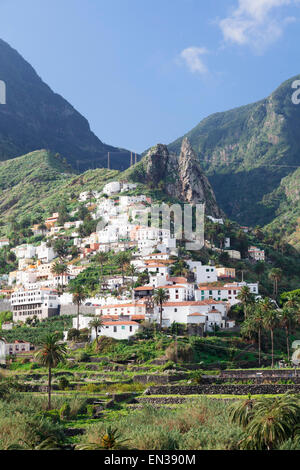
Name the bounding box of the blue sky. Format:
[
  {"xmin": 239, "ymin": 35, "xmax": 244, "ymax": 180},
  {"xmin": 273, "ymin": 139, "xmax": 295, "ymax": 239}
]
[{"xmin": 0, "ymin": 0, "xmax": 300, "ymax": 153}]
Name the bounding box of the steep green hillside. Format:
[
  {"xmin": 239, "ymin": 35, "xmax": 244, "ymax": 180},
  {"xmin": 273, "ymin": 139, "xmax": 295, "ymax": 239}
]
[
  {"xmin": 168, "ymin": 74, "xmax": 300, "ymax": 227},
  {"xmin": 264, "ymin": 168, "xmax": 300, "ymax": 250},
  {"xmin": 0, "ymin": 38, "xmax": 132, "ymax": 171},
  {"xmin": 0, "ymin": 150, "xmax": 120, "ymax": 235}
]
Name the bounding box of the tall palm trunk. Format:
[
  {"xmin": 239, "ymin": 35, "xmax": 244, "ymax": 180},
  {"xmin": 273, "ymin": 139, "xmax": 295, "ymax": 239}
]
[
  {"xmin": 48, "ymin": 367, "xmax": 52, "ymax": 410},
  {"xmin": 271, "ymin": 329, "xmax": 274, "ymax": 368},
  {"xmin": 258, "ymin": 326, "xmax": 261, "ymax": 367},
  {"xmin": 285, "ymin": 325, "xmax": 290, "ymax": 361},
  {"xmin": 159, "ymin": 302, "xmax": 163, "ymax": 329},
  {"xmin": 77, "ymin": 303, "xmax": 80, "ymax": 330}
]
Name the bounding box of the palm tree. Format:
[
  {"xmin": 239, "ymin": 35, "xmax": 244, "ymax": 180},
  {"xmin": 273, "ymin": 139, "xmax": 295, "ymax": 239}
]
[
  {"xmin": 89, "ymin": 316, "xmax": 104, "ymax": 344},
  {"xmin": 94, "ymin": 251, "xmax": 108, "ymax": 285},
  {"xmin": 68, "ymin": 284, "xmax": 87, "ymax": 330},
  {"xmin": 230, "ymin": 394, "xmax": 300, "ymax": 450},
  {"xmin": 253, "ymin": 306, "xmax": 265, "ymax": 367},
  {"xmin": 35, "ymin": 334, "xmax": 67, "ymax": 410},
  {"xmin": 51, "ymin": 261, "xmax": 69, "ymax": 291},
  {"xmin": 263, "ymin": 308, "xmax": 279, "ymax": 368},
  {"xmin": 153, "ymin": 288, "xmax": 168, "ymax": 329},
  {"xmin": 38, "ymin": 223, "xmax": 47, "ymax": 235},
  {"xmin": 240, "ymin": 308, "xmax": 264, "ymax": 366},
  {"xmin": 268, "ymin": 268, "xmax": 283, "ymax": 298},
  {"xmin": 280, "ymin": 307, "xmax": 297, "ymax": 361},
  {"xmin": 76, "ymin": 426, "xmax": 129, "ymax": 450},
  {"xmin": 126, "ymin": 264, "xmax": 137, "ymax": 288},
  {"xmin": 116, "ymin": 252, "xmax": 132, "ymax": 284},
  {"xmin": 237, "ymin": 286, "xmax": 254, "ymax": 320}
]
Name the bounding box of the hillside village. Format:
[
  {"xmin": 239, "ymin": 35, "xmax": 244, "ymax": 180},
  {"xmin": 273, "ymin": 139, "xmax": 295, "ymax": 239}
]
[
  {"xmin": 0, "ymin": 176, "xmax": 268, "ymax": 349},
  {"xmin": 1, "ymin": 18, "xmax": 300, "ymax": 451}
]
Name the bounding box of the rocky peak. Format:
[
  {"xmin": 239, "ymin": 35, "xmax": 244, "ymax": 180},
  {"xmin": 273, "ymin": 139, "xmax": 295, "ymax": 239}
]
[
  {"xmin": 144, "ymin": 144, "xmax": 170, "ymax": 186},
  {"xmin": 177, "ymin": 138, "xmax": 222, "ymax": 217},
  {"xmin": 137, "ymin": 139, "xmax": 222, "ymax": 218}
]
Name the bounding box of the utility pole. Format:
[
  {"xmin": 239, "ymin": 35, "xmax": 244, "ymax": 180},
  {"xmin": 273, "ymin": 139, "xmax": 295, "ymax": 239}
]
[
  {"xmin": 108, "ymin": 152, "xmax": 110, "ymax": 170},
  {"xmin": 135, "ymin": 153, "xmax": 137, "ymax": 165},
  {"xmin": 130, "ymin": 152, "xmax": 133, "ymax": 166}
]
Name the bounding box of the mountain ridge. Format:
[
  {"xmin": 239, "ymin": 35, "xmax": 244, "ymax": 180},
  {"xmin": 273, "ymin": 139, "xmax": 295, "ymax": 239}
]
[
  {"xmin": 0, "ymin": 38, "xmax": 132, "ymax": 171},
  {"xmin": 168, "ymin": 74, "xmax": 300, "ymax": 228}
]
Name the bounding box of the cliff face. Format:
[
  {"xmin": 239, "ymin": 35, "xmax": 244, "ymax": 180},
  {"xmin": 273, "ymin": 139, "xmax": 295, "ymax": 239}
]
[
  {"xmin": 135, "ymin": 139, "xmax": 222, "ymax": 217},
  {"xmin": 168, "ymin": 74, "xmax": 300, "ymax": 227},
  {"xmin": 0, "ymin": 38, "xmax": 132, "ymax": 171}
]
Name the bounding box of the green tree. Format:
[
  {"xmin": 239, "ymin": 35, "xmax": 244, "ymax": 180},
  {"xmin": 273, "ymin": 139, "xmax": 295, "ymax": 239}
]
[
  {"xmin": 89, "ymin": 316, "xmax": 104, "ymax": 344},
  {"xmin": 68, "ymin": 284, "xmax": 88, "ymax": 330},
  {"xmin": 94, "ymin": 251, "xmax": 109, "ymax": 285},
  {"xmin": 237, "ymin": 286, "xmax": 254, "ymax": 320},
  {"xmin": 153, "ymin": 288, "xmax": 168, "ymax": 329},
  {"xmin": 279, "ymin": 307, "xmax": 297, "ymax": 361},
  {"xmin": 35, "ymin": 333, "xmax": 67, "ymax": 410},
  {"xmin": 230, "ymin": 394, "xmax": 300, "ymax": 450},
  {"xmin": 268, "ymin": 268, "xmax": 283, "ymax": 298},
  {"xmin": 263, "ymin": 307, "xmax": 279, "ymax": 368}
]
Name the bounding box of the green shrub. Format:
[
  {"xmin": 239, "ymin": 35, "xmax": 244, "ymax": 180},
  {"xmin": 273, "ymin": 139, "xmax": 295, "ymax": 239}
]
[
  {"xmin": 78, "ymin": 351, "xmax": 90, "ymax": 363},
  {"xmin": 59, "ymin": 403, "xmax": 71, "ymax": 421},
  {"xmin": 57, "ymin": 376, "xmax": 70, "ymax": 390},
  {"xmin": 38, "ymin": 409, "xmax": 60, "ymax": 423}
]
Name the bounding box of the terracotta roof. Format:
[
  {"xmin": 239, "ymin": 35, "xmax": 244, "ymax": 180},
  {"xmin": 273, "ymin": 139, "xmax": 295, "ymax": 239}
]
[
  {"xmin": 160, "ymin": 284, "xmax": 187, "ymax": 289},
  {"xmin": 134, "ymin": 286, "xmax": 154, "ymax": 291},
  {"xmin": 131, "ymin": 315, "xmax": 145, "ymax": 320},
  {"xmin": 103, "ymin": 321, "xmax": 139, "ymax": 326},
  {"xmin": 99, "ymin": 302, "xmax": 146, "ymax": 309},
  {"xmin": 162, "ymin": 300, "xmax": 225, "ymax": 307},
  {"xmin": 187, "ymin": 312, "xmax": 206, "ymax": 317},
  {"xmin": 167, "ymin": 276, "xmax": 188, "ymax": 283},
  {"xmin": 197, "ymin": 284, "xmax": 241, "ymax": 291}
]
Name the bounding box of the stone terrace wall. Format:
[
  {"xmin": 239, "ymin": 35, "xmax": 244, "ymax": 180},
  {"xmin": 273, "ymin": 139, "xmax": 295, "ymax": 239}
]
[
  {"xmin": 220, "ymin": 369, "xmax": 300, "ymax": 379},
  {"xmin": 59, "ymin": 305, "xmax": 96, "ymax": 316},
  {"xmin": 0, "ymin": 300, "xmax": 11, "ymax": 312},
  {"xmin": 145, "ymin": 384, "xmax": 300, "ymax": 396}
]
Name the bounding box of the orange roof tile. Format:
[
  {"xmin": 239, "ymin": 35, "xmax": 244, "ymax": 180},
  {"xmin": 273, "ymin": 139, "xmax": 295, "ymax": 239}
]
[{"xmin": 103, "ymin": 321, "xmax": 139, "ymax": 326}]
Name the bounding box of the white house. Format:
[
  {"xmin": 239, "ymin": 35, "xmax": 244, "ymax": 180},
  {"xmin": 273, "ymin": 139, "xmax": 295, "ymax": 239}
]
[
  {"xmin": 120, "ymin": 195, "xmax": 147, "ymax": 207},
  {"xmin": 12, "ymin": 244, "xmax": 36, "ymax": 259},
  {"xmin": 11, "ymin": 288, "xmax": 59, "ymax": 322},
  {"xmin": 120, "ymin": 182, "xmax": 137, "ymax": 193},
  {"xmin": 96, "ymin": 301, "xmax": 147, "ymax": 318},
  {"xmin": 71, "ymin": 315, "xmax": 140, "ymax": 341},
  {"xmin": 187, "ymin": 261, "xmax": 217, "ymax": 283},
  {"xmin": 36, "ymin": 243, "xmax": 56, "ymax": 263},
  {"xmin": 152, "ymin": 300, "xmax": 227, "ymax": 326},
  {"xmin": 0, "ymin": 338, "xmax": 6, "ymax": 365},
  {"xmin": 102, "ymin": 181, "xmax": 121, "ymax": 195},
  {"xmin": 207, "ymin": 216, "xmax": 224, "ymax": 225},
  {"xmin": 248, "ymin": 246, "xmax": 265, "ymax": 262},
  {"xmin": 91, "ymin": 321, "xmax": 140, "ymax": 341},
  {"xmin": 0, "ymin": 238, "xmax": 9, "ymax": 249},
  {"xmin": 195, "ymin": 282, "xmax": 259, "ymax": 306}
]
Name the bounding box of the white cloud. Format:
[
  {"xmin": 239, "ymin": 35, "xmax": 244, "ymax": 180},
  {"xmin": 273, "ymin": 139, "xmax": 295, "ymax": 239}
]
[
  {"xmin": 179, "ymin": 47, "xmax": 209, "ymax": 75},
  {"xmin": 219, "ymin": 0, "xmax": 297, "ymax": 52}
]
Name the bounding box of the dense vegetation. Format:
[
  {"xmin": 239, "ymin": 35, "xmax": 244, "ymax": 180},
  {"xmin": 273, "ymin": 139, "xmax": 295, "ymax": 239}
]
[{"xmin": 168, "ymin": 74, "xmax": 300, "ymax": 241}]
